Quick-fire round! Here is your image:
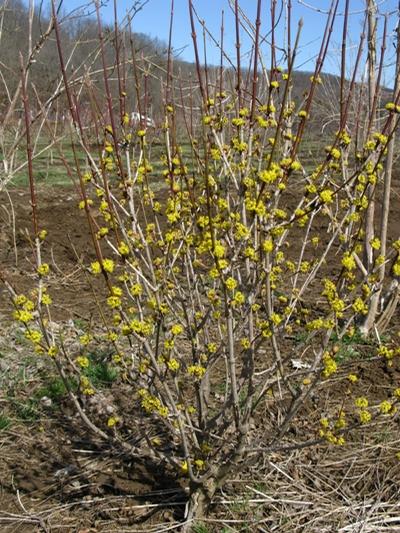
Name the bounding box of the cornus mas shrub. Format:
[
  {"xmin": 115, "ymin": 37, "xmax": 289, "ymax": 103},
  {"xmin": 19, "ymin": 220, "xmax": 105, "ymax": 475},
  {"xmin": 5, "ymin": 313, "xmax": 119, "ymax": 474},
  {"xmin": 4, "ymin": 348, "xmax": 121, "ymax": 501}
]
[{"xmin": 3, "ymin": 0, "xmax": 400, "ymax": 525}]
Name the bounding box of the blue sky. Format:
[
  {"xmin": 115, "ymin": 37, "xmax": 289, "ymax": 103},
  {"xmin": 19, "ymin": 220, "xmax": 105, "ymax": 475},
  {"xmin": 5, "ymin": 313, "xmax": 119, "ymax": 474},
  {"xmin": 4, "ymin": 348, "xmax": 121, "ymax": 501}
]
[{"xmin": 56, "ymin": 0, "xmax": 399, "ymax": 83}]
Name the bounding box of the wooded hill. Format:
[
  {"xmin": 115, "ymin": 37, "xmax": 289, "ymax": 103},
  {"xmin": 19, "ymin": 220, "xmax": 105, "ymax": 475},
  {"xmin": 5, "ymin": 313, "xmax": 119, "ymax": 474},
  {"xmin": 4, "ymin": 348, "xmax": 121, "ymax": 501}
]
[{"xmin": 0, "ymin": 0, "xmax": 390, "ymax": 137}]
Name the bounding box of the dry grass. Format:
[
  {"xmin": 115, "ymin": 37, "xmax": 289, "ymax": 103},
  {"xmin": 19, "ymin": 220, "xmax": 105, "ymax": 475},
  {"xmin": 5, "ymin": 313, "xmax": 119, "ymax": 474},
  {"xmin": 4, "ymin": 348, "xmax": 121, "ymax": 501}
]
[
  {"xmin": 203, "ymin": 429, "xmax": 400, "ymax": 532},
  {"xmin": 0, "ymin": 394, "xmax": 399, "ymax": 532}
]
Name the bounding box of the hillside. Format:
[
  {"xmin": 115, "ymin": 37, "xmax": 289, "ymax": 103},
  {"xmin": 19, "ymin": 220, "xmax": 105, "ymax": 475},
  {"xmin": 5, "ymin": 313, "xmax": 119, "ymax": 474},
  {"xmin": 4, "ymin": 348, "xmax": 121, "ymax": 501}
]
[{"xmin": 0, "ymin": 0, "xmax": 392, "ymax": 138}]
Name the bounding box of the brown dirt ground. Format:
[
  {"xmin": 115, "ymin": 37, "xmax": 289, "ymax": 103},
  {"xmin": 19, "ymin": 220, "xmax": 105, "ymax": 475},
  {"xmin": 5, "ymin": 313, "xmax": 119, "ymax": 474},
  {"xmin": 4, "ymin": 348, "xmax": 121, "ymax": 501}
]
[
  {"xmin": 1, "ymin": 185, "xmax": 400, "ymax": 532},
  {"xmin": 0, "ymin": 187, "xmax": 102, "ymax": 321}
]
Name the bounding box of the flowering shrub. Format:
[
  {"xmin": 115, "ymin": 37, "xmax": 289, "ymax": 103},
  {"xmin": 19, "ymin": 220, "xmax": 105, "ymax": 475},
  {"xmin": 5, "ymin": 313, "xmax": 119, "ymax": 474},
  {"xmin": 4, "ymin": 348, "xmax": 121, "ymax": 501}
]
[{"xmin": 3, "ymin": 0, "xmax": 400, "ymax": 524}]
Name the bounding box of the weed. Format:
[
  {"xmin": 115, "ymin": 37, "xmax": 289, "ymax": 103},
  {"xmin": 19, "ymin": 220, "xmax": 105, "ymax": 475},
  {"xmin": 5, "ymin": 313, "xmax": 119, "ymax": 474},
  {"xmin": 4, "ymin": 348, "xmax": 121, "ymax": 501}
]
[
  {"xmin": 330, "ymin": 328, "xmax": 386, "ymax": 347},
  {"xmin": 253, "ymin": 482, "xmax": 267, "ymax": 493},
  {"xmin": 230, "ymin": 497, "xmax": 250, "ymax": 515},
  {"xmin": 192, "ymin": 522, "xmax": 211, "ymax": 533},
  {"xmin": 294, "ymin": 331, "xmax": 311, "ymax": 344},
  {"xmin": 11, "ymin": 399, "xmax": 39, "ymax": 422},
  {"xmin": 0, "ymin": 414, "xmax": 11, "ymax": 430},
  {"xmin": 330, "ymin": 328, "xmax": 381, "ymax": 363},
  {"xmin": 335, "ymin": 345, "xmax": 360, "ymax": 364},
  {"xmin": 83, "ymin": 352, "xmax": 118, "ymax": 387},
  {"xmin": 73, "ymin": 318, "xmax": 87, "ymax": 330},
  {"xmin": 35, "ymin": 376, "xmax": 74, "ymax": 403}
]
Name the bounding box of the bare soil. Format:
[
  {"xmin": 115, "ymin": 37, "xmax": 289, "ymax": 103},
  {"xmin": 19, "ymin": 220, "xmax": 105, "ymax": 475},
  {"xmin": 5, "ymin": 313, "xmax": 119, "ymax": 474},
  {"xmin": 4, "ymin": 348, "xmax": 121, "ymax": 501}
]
[{"xmin": 0, "ymin": 187, "xmax": 101, "ymax": 321}]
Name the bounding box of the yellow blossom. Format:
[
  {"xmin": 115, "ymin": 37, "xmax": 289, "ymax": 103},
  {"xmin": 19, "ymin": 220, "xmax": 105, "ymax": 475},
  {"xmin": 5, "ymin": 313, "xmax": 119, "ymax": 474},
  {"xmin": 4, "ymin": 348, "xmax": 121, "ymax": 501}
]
[
  {"xmin": 320, "ymin": 417, "xmax": 330, "ymax": 429},
  {"xmin": 241, "ymin": 338, "xmax": 251, "ymax": 349},
  {"xmin": 263, "ymin": 239, "xmax": 274, "ymax": 253},
  {"xmin": 355, "ymin": 396, "xmax": 369, "ymax": 408},
  {"xmin": 319, "ymin": 189, "xmax": 334, "ymax": 204},
  {"xmin": 76, "ymin": 356, "xmax": 90, "ymax": 368},
  {"xmin": 270, "ymin": 313, "xmax": 282, "ymax": 326},
  {"xmin": 118, "ymin": 241, "xmax": 130, "ymax": 256},
  {"xmin": 370, "ymin": 237, "xmax": 381, "ymax": 250},
  {"xmin": 171, "ymin": 324, "xmax": 183, "ymax": 336},
  {"xmin": 330, "ymin": 148, "xmax": 341, "ymax": 160},
  {"xmin": 47, "ymin": 345, "xmax": 58, "ymax": 357},
  {"xmin": 107, "ymin": 296, "xmax": 121, "ymax": 308},
  {"xmin": 37, "ymin": 263, "xmax": 50, "ymax": 276},
  {"xmin": 322, "ymin": 353, "xmax": 337, "ymax": 378},
  {"xmin": 232, "ymin": 291, "xmax": 245, "ymax": 306},
  {"xmin": 188, "ymin": 365, "xmax": 206, "ymax": 378},
  {"xmin": 167, "ymin": 358, "xmax": 180, "ymax": 371},
  {"xmin": 129, "ymin": 283, "xmax": 143, "ymax": 297},
  {"xmin": 13, "ymin": 309, "xmax": 33, "ymax": 323},
  {"xmin": 164, "ymin": 339, "xmax": 174, "ymax": 350},
  {"xmin": 25, "ymin": 330, "xmax": 42, "ymax": 343},
  {"xmin": 111, "ymin": 286, "xmax": 122, "ymax": 297},
  {"xmin": 102, "ymin": 258, "xmax": 115, "ymax": 273},
  {"xmin": 213, "ymin": 243, "xmax": 225, "ymax": 259},
  {"xmin": 14, "ymin": 294, "xmax": 27, "ymax": 306},
  {"xmin": 90, "ymin": 261, "xmax": 101, "ymax": 274},
  {"xmin": 225, "ymin": 277, "xmax": 237, "ymax": 290},
  {"xmin": 194, "ymin": 459, "xmax": 205, "ymax": 470},
  {"xmin": 79, "ymin": 334, "xmax": 92, "ymax": 346},
  {"xmin": 41, "ymin": 293, "xmax": 52, "ymax": 305},
  {"xmin": 107, "ymin": 416, "xmax": 119, "ymax": 427},
  {"xmin": 78, "ymin": 198, "xmax": 93, "ymax": 210},
  {"xmin": 352, "ymin": 297, "xmax": 368, "ymax": 315},
  {"xmin": 342, "ymin": 253, "xmax": 356, "ymax": 271},
  {"xmin": 379, "ymin": 400, "xmax": 392, "ymax": 414},
  {"xmin": 359, "ymin": 410, "xmax": 371, "ymax": 424}
]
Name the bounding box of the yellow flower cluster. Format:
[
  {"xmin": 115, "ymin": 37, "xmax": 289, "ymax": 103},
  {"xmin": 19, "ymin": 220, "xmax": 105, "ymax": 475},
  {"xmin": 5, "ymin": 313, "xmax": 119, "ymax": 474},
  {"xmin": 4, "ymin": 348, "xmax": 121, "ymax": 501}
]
[
  {"xmin": 170, "ymin": 324, "xmax": 183, "ymax": 336},
  {"xmin": 306, "ymin": 318, "xmax": 334, "ymax": 331},
  {"xmin": 225, "ymin": 277, "xmax": 237, "ymax": 291},
  {"xmin": 129, "ymin": 319, "xmax": 153, "ymax": 337},
  {"xmin": 322, "ymin": 279, "xmax": 345, "ymax": 317},
  {"xmin": 107, "ymin": 295, "xmax": 121, "ymax": 308},
  {"xmin": 47, "ymin": 345, "xmax": 58, "ymax": 357},
  {"xmin": 118, "ymin": 241, "xmax": 130, "ymax": 256},
  {"xmin": 37, "ymin": 263, "xmax": 50, "ymax": 276},
  {"xmin": 91, "ymin": 258, "xmax": 115, "ymax": 274},
  {"xmin": 167, "ymin": 358, "xmax": 180, "ymax": 372},
  {"xmin": 379, "ymin": 400, "xmax": 393, "ymax": 415},
  {"xmin": 341, "ymin": 253, "xmax": 356, "ymax": 271},
  {"xmin": 319, "ymin": 189, "xmax": 334, "ymax": 204},
  {"xmin": 76, "ymin": 356, "xmax": 90, "ymax": 368},
  {"xmin": 258, "ymin": 163, "xmax": 282, "ymax": 184},
  {"xmin": 13, "ymin": 309, "xmax": 33, "ymax": 323},
  {"xmin": 352, "ymin": 297, "xmax": 368, "ymax": 315},
  {"xmin": 377, "ymin": 345, "xmax": 395, "ymax": 360},
  {"xmin": 107, "ymin": 416, "xmax": 119, "ymax": 427},
  {"xmin": 138, "ymin": 389, "xmax": 169, "ymax": 417},
  {"xmin": 322, "ymin": 352, "xmax": 337, "ymax": 378},
  {"xmin": 319, "ymin": 417, "xmax": 345, "ymax": 445},
  {"xmin": 355, "ymin": 396, "xmax": 368, "ymax": 408},
  {"xmin": 393, "ymin": 258, "xmax": 400, "ymax": 276},
  {"xmin": 80, "ymin": 376, "xmax": 94, "ymax": 396},
  {"xmin": 187, "ymin": 365, "xmax": 206, "ymax": 379},
  {"xmin": 359, "ymin": 410, "xmax": 371, "ymax": 424}
]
